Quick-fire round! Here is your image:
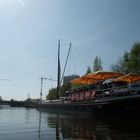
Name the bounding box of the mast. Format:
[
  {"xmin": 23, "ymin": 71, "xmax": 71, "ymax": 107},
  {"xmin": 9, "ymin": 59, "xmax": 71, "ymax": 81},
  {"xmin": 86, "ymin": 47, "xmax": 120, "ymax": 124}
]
[
  {"xmin": 57, "ymin": 40, "xmax": 61, "ymax": 99},
  {"xmin": 60, "ymin": 43, "xmax": 71, "ymax": 85}
]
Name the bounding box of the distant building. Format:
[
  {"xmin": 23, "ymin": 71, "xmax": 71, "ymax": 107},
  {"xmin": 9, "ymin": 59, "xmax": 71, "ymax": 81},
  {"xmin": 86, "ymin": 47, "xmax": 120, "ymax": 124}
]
[{"xmin": 63, "ymin": 75, "xmax": 79, "ymax": 85}]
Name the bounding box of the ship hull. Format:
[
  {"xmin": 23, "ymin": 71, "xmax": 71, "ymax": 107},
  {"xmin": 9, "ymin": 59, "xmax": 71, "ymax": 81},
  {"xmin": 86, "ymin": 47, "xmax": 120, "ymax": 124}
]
[{"xmin": 38, "ymin": 94, "xmax": 140, "ymax": 116}]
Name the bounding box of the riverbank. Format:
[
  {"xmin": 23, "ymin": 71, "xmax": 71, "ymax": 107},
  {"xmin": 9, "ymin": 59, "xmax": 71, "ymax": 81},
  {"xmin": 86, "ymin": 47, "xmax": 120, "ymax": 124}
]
[{"xmin": 0, "ymin": 100, "xmax": 38, "ymax": 108}]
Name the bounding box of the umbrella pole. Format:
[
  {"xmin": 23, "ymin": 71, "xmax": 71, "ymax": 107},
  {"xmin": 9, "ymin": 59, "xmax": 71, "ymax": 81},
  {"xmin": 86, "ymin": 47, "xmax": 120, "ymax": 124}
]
[{"xmin": 131, "ymin": 79, "xmax": 132, "ymax": 94}]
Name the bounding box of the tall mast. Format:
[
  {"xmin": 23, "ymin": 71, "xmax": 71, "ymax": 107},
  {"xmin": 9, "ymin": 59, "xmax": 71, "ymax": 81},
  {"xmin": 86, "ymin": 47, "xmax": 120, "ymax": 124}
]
[
  {"xmin": 60, "ymin": 42, "xmax": 71, "ymax": 85},
  {"xmin": 57, "ymin": 40, "xmax": 61, "ymax": 99}
]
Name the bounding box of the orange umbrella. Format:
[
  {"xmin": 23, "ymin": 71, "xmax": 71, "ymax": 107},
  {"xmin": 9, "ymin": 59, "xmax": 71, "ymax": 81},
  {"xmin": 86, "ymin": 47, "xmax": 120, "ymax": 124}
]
[
  {"xmin": 85, "ymin": 71, "xmax": 124, "ymax": 80},
  {"xmin": 71, "ymin": 71, "xmax": 123, "ymax": 85},
  {"xmin": 113, "ymin": 73, "xmax": 140, "ymax": 84},
  {"xmin": 70, "ymin": 76, "xmax": 97, "ymax": 85}
]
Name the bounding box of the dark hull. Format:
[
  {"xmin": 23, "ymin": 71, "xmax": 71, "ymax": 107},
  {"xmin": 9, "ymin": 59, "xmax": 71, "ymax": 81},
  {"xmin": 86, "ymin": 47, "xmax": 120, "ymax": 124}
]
[{"xmin": 39, "ymin": 94, "xmax": 140, "ymax": 115}]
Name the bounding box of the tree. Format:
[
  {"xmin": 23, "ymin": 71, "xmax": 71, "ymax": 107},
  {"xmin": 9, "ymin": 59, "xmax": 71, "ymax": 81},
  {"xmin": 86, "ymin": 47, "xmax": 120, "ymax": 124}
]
[
  {"xmin": 46, "ymin": 82, "xmax": 71, "ymax": 100},
  {"xmin": 127, "ymin": 42, "xmax": 140, "ymax": 73},
  {"xmin": 111, "ymin": 41, "xmax": 140, "ymax": 74},
  {"xmin": 86, "ymin": 66, "xmax": 92, "ymax": 74},
  {"xmin": 98, "ymin": 57, "xmax": 103, "ymax": 71},
  {"xmin": 93, "ymin": 56, "xmax": 103, "ymax": 72},
  {"xmin": 46, "ymin": 88, "xmax": 57, "ymax": 100},
  {"xmin": 60, "ymin": 82, "xmax": 71, "ymax": 97},
  {"xmin": 110, "ymin": 57, "xmax": 126, "ymax": 73},
  {"xmin": 123, "ymin": 51, "xmax": 130, "ymax": 73}
]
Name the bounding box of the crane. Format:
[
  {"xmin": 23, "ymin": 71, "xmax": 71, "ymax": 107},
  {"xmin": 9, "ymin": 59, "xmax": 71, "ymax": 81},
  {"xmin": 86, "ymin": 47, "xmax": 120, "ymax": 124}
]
[{"xmin": 40, "ymin": 76, "xmax": 56, "ymax": 102}]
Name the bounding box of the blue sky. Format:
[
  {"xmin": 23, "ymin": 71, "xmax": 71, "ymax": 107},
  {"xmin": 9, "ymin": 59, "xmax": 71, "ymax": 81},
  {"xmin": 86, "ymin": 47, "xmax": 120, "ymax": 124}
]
[{"xmin": 0, "ymin": 0, "xmax": 140, "ymax": 100}]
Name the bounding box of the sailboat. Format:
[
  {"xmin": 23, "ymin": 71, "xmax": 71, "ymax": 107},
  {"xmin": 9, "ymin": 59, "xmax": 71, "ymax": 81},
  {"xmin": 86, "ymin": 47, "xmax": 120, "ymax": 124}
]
[{"xmin": 39, "ymin": 41, "xmax": 140, "ymax": 116}]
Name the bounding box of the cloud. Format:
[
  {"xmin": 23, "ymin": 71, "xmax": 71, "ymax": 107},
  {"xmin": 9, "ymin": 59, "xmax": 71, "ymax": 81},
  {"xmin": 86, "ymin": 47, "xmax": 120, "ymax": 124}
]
[{"xmin": 18, "ymin": 0, "xmax": 25, "ymax": 7}]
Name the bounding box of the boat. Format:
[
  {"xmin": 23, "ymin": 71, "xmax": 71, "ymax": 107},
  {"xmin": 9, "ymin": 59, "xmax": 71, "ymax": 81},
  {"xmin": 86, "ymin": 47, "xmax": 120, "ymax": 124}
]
[{"xmin": 38, "ymin": 41, "xmax": 140, "ymax": 115}]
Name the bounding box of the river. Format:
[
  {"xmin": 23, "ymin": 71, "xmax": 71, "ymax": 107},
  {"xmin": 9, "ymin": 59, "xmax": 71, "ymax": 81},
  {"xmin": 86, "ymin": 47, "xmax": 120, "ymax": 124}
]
[{"xmin": 0, "ymin": 105, "xmax": 140, "ymax": 140}]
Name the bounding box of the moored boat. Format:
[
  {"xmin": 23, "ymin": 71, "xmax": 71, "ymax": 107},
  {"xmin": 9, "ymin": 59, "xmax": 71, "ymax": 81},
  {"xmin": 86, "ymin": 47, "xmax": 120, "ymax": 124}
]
[
  {"xmin": 38, "ymin": 41, "xmax": 140, "ymax": 115},
  {"xmin": 39, "ymin": 72, "xmax": 140, "ymax": 115}
]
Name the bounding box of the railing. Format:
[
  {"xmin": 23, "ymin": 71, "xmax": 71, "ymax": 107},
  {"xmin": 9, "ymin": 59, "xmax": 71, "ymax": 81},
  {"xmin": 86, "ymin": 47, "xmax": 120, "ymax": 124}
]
[{"xmin": 69, "ymin": 85, "xmax": 140, "ymax": 102}]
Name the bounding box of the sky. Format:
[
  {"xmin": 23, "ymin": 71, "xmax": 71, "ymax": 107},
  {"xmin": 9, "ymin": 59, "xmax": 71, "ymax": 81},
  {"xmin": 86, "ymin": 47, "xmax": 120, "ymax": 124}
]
[{"xmin": 0, "ymin": 0, "xmax": 140, "ymax": 100}]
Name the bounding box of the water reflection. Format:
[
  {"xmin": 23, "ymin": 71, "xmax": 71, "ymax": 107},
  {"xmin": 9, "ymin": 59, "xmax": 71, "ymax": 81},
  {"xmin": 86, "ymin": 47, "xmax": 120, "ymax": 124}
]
[
  {"xmin": 39, "ymin": 110, "xmax": 140, "ymax": 140},
  {"xmin": 46, "ymin": 112, "xmax": 98, "ymax": 140},
  {"xmin": 38, "ymin": 111, "xmax": 41, "ymax": 139},
  {"xmin": 0, "ymin": 106, "xmax": 140, "ymax": 140}
]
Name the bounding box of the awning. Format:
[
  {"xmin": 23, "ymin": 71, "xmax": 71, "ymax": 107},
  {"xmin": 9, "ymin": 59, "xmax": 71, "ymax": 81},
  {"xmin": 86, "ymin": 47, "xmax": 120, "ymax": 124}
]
[
  {"xmin": 70, "ymin": 75, "xmax": 97, "ymax": 85},
  {"xmin": 85, "ymin": 71, "xmax": 124, "ymax": 80},
  {"xmin": 71, "ymin": 71, "xmax": 124, "ymax": 85},
  {"xmin": 113, "ymin": 73, "xmax": 140, "ymax": 84}
]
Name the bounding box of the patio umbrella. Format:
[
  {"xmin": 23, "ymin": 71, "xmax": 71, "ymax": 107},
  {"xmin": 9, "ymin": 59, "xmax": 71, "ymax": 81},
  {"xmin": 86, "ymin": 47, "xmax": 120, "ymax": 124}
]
[
  {"xmin": 71, "ymin": 71, "xmax": 123, "ymax": 85},
  {"xmin": 113, "ymin": 73, "xmax": 140, "ymax": 84},
  {"xmin": 70, "ymin": 76, "xmax": 97, "ymax": 85},
  {"xmin": 85, "ymin": 71, "xmax": 124, "ymax": 81}
]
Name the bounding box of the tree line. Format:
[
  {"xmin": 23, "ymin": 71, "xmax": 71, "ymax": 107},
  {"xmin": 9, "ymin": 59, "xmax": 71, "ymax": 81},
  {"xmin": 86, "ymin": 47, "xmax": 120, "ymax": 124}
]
[{"xmin": 86, "ymin": 41, "xmax": 140, "ymax": 74}]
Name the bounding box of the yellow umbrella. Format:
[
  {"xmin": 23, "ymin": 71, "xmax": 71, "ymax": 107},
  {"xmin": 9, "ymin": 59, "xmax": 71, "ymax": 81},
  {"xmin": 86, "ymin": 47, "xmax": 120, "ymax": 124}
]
[{"xmin": 113, "ymin": 73, "xmax": 140, "ymax": 84}]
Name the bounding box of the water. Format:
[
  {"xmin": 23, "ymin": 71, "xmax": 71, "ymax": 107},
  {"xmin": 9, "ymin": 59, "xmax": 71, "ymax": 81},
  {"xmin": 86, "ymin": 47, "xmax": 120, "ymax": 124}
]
[{"xmin": 0, "ymin": 105, "xmax": 140, "ymax": 140}]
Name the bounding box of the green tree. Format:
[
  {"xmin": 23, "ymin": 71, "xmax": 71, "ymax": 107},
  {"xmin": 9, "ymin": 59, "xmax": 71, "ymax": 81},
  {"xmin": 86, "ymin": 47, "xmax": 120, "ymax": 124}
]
[
  {"xmin": 110, "ymin": 57, "xmax": 126, "ymax": 73},
  {"xmin": 86, "ymin": 66, "xmax": 92, "ymax": 74},
  {"xmin": 123, "ymin": 51, "xmax": 130, "ymax": 73},
  {"xmin": 128, "ymin": 42, "xmax": 140, "ymax": 73},
  {"xmin": 93, "ymin": 56, "xmax": 103, "ymax": 72},
  {"xmin": 46, "ymin": 83, "xmax": 71, "ymax": 100},
  {"xmin": 60, "ymin": 82, "xmax": 71, "ymax": 97},
  {"xmin": 111, "ymin": 41, "xmax": 140, "ymax": 74},
  {"xmin": 46, "ymin": 88, "xmax": 57, "ymax": 100}
]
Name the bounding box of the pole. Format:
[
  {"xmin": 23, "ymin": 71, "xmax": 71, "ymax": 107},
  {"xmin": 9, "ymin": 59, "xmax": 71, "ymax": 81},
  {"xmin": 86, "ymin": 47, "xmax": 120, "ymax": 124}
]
[
  {"xmin": 40, "ymin": 77, "xmax": 43, "ymax": 102},
  {"xmin": 60, "ymin": 42, "xmax": 71, "ymax": 85},
  {"xmin": 57, "ymin": 40, "xmax": 61, "ymax": 99}
]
